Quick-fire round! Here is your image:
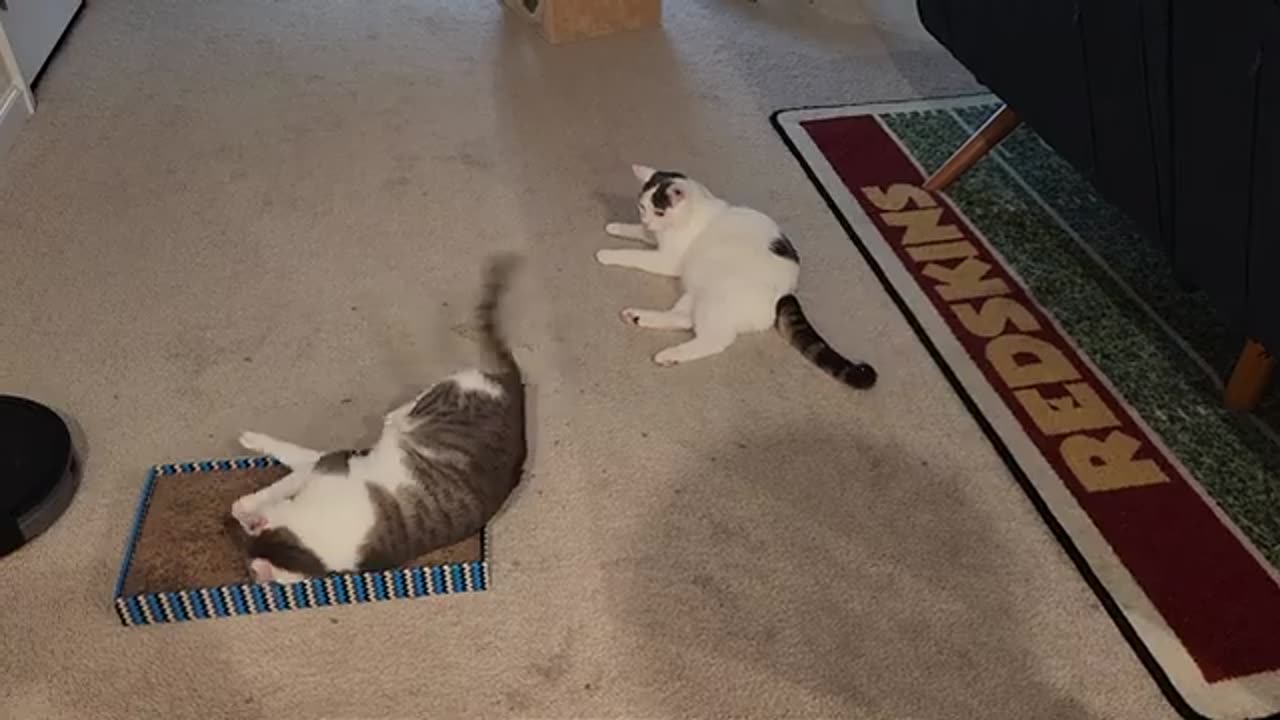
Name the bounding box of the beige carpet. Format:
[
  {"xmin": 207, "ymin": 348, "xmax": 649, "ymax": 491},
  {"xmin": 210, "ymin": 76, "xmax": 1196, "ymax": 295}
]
[{"xmin": 0, "ymin": 1, "xmax": 1174, "ymax": 718}]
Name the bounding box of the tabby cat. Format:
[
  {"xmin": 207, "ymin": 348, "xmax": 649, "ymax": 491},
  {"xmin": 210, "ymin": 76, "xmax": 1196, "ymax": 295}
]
[{"xmin": 228, "ymin": 255, "xmax": 527, "ymax": 583}]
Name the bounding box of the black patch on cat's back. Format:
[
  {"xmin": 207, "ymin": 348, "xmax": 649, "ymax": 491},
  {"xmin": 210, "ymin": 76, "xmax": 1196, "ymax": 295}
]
[
  {"xmin": 248, "ymin": 527, "xmax": 329, "ymax": 578},
  {"xmin": 769, "ymin": 235, "xmax": 800, "ymax": 263},
  {"xmin": 314, "ymin": 448, "xmax": 371, "ymax": 475}
]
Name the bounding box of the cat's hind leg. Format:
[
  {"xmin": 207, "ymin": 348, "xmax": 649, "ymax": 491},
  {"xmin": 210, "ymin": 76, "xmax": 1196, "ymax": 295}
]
[
  {"xmin": 622, "ymin": 293, "xmax": 693, "ymax": 330},
  {"xmin": 239, "ymin": 431, "xmax": 322, "ymax": 469},
  {"xmin": 652, "ymin": 298, "xmax": 740, "ymax": 366},
  {"xmin": 653, "ymin": 330, "xmax": 736, "ymax": 366},
  {"xmin": 605, "ymin": 222, "xmax": 653, "ymax": 244}
]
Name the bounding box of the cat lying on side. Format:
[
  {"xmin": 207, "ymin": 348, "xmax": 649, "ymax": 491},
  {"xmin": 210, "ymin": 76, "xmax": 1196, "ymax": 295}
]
[
  {"xmin": 227, "ymin": 255, "xmax": 527, "ymax": 583},
  {"xmin": 597, "ymin": 164, "xmax": 877, "ymax": 389}
]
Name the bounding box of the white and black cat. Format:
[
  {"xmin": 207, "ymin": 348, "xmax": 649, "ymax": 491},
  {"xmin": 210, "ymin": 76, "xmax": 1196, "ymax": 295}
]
[
  {"xmin": 597, "ymin": 164, "xmax": 877, "ymax": 388},
  {"xmin": 227, "ymin": 255, "xmax": 527, "ymax": 583}
]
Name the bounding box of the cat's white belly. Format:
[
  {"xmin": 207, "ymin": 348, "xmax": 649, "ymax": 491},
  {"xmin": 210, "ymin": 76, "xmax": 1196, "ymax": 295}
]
[
  {"xmin": 681, "ymin": 243, "xmax": 799, "ymax": 334},
  {"xmin": 268, "ymin": 475, "xmax": 377, "ymax": 572}
]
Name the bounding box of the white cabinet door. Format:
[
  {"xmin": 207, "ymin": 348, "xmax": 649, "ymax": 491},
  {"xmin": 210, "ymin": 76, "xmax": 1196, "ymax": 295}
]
[{"xmin": 0, "ymin": 0, "xmax": 81, "ymax": 82}]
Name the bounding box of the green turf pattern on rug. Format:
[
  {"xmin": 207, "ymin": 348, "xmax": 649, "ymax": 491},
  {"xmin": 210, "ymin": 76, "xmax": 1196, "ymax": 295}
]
[
  {"xmin": 879, "ymin": 107, "xmax": 1280, "ymax": 569},
  {"xmin": 951, "ymin": 104, "xmax": 1251, "ymax": 383},
  {"xmin": 952, "ymin": 104, "xmax": 1280, "ymax": 433}
]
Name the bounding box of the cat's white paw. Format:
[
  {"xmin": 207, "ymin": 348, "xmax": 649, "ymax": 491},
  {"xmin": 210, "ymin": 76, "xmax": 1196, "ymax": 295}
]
[
  {"xmin": 621, "ymin": 308, "xmax": 643, "ymax": 326},
  {"xmin": 653, "ymin": 349, "xmax": 682, "ymax": 367},
  {"xmin": 249, "ymin": 558, "xmax": 275, "ymax": 583},
  {"xmin": 239, "ymin": 431, "xmax": 271, "ymax": 455},
  {"xmin": 230, "ymin": 497, "xmax": 268, "ymax": 534},
  {"xmin": 606, "ymin": 222, "xmax": 644, "ymax": 239},
  {"xmin": 596, "ymin": 249, "xmax": 620, "ymax": 266},
  {"xmin": 605, "ymin": 222, "xmax": 656, "ymax": 245}
]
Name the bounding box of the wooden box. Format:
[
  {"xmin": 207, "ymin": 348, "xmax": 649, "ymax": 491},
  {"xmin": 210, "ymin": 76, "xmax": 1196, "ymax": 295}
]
[{"xmin": 501, "ymin": 0, "xmax": 662, "ymax": 45}]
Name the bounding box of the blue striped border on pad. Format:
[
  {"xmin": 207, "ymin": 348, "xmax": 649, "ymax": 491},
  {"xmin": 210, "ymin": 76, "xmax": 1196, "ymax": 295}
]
[{"xmin": 112, "ymin": 456, "xmax": 491, "ymax": 627}]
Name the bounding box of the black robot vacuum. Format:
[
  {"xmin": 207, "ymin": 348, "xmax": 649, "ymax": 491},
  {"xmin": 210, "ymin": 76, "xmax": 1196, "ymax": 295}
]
[{"xmin": 1, "ymin": 395, "xmax": 80, "ymax": 557}]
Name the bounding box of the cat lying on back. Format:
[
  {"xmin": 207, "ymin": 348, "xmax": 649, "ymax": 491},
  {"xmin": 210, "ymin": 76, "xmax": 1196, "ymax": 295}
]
[
  {"xmin": 597, "ymin": 164, "xmax": 877, "ymax": 389},
  {"xmin": 228, "ymin": 255, "xmax": 527, "ymax": 584}
]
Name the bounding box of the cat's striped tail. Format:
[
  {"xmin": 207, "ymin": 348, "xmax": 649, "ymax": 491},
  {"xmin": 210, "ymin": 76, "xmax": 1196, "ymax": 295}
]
[
  {"xmin": 775, "ymin": 295, "xmax": 877, "ymax": 389},
  {"xmin": 476, "ymin": 253, "xmax": 523, "ymax": 374}
]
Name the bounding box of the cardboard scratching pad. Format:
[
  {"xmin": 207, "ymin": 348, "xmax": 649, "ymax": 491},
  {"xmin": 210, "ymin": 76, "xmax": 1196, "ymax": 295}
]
[
  {"xmin": 500, "ymin": 0, "xmax": 662, "ymax": 45},
  {"xmin": 112, "ymin": 457, "xmax": 488, "ymax": 627}
]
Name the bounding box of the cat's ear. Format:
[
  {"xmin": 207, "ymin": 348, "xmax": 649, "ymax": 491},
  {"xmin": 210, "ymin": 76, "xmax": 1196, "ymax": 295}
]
[{"xmin": 632, "ymin": 164, "xmax": 657, "ymax": 184}]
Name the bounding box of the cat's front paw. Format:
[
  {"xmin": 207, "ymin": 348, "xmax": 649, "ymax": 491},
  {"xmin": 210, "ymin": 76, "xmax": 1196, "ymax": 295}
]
[
  {"xmin": 238, "ymin": 431, "xmax": 271, "ymax": 455},
  {"xmin": 653, "ymin": 349, "xmax": 682, "ymax": 367},
  {"xmin": 621, "ymin": 308, "xmax": 643, "ymax": 326},
  {"xmin": 605, "ymin": 222, "xmax": 627, "ymax": 236},
  {"xmin": 249, "ymin": 558, "xmax": 276, "ymax": 583},
  {"xmin": 596, "ymin": 249, "xmax": 621, "ymax": 266},
  {"xmin": 230, "ymin": 497, "xmax": 268, "ymax": 534}
]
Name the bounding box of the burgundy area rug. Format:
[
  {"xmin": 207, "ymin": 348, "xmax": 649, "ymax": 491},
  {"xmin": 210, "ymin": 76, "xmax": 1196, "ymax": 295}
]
[{"xmin": 774, "ymin": 95, "xmax": 1280, "ymax": 720}]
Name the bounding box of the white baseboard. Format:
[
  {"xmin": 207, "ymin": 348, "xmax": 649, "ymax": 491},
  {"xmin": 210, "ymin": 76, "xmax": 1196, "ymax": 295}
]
[{"xmin": 0, "ymin": 83, "xmax": 29, "ymax": 158}]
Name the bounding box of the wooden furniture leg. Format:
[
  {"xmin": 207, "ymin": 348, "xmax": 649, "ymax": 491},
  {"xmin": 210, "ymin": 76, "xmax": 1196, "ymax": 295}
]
[
  {"xmin": 923, "ymin": 104, "xmax": 1023, "ymax": 192},
  {"xmin": 1224, "ymin": 339, "xmax": 1275, "ymax": 411}
]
